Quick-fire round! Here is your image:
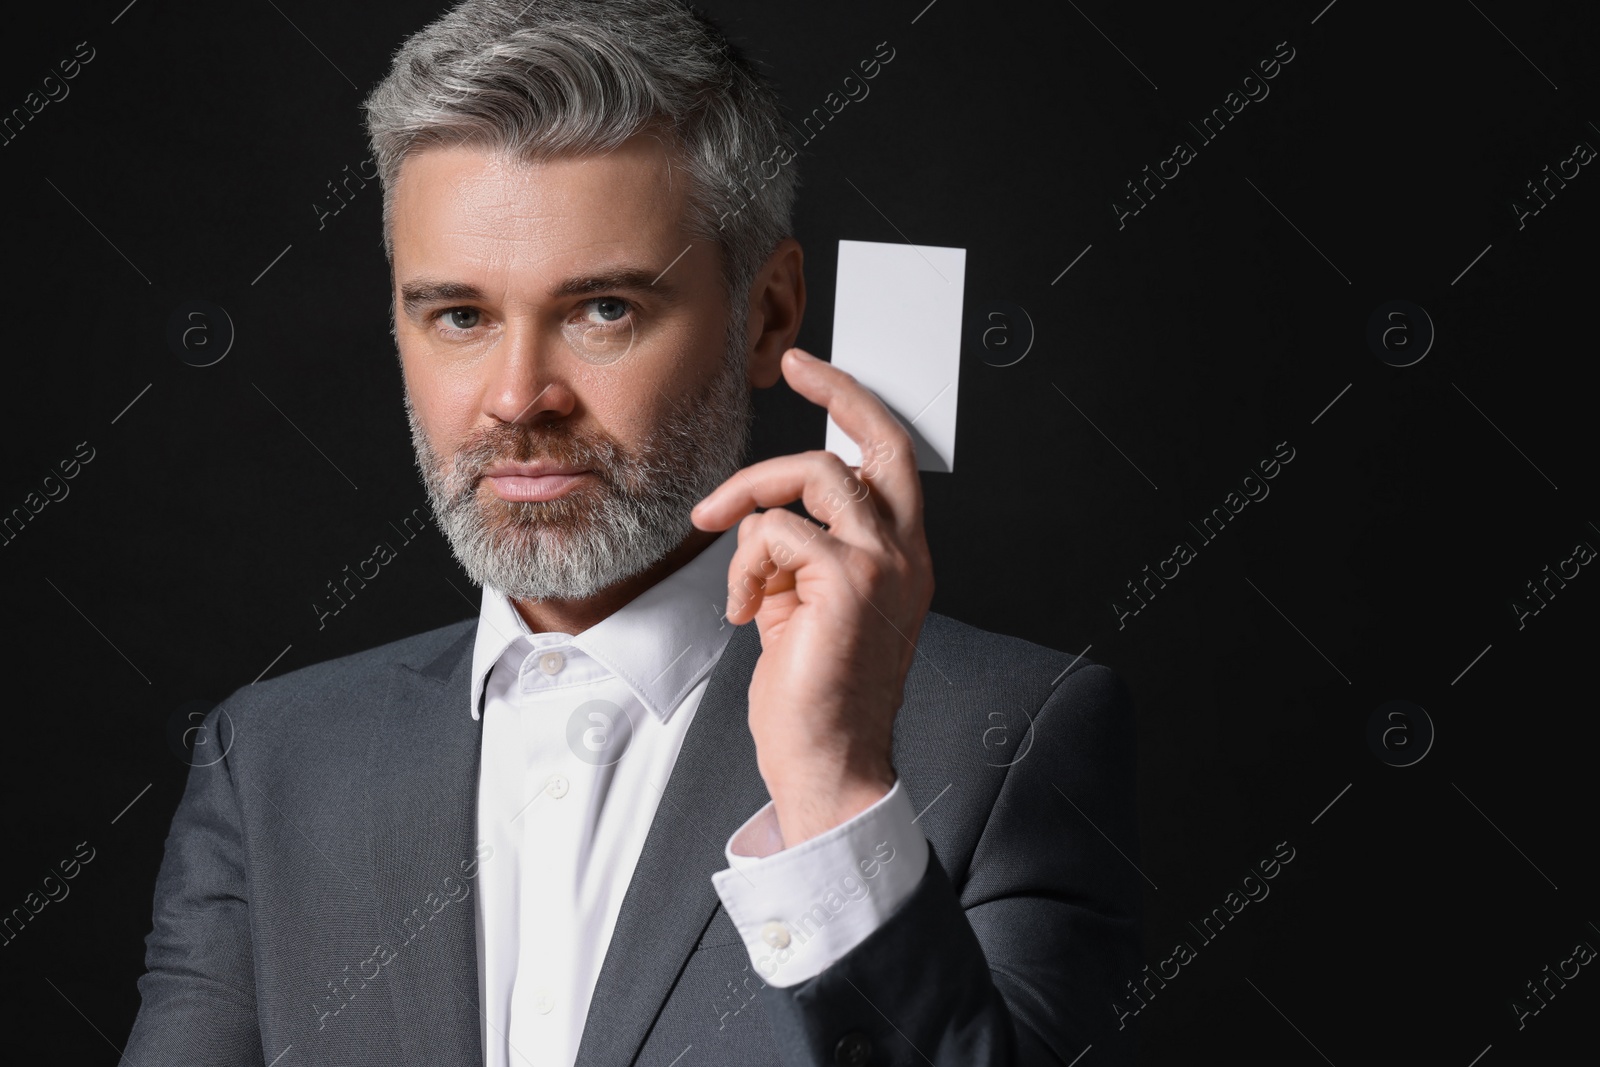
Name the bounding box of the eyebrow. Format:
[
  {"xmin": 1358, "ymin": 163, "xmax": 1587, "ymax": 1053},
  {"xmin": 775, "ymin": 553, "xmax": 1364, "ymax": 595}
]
[{"xmin": 399, "ymin": 267, "xmax": 681, "ymax": 318}]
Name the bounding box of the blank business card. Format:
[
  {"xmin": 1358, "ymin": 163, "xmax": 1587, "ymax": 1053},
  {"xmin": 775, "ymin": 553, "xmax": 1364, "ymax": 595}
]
[{"xmin": 824, "ymin": 238, "xmax": 965, "ymax": 473}]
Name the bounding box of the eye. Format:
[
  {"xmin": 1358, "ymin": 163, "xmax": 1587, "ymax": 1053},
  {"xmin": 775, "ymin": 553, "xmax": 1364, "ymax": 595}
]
[
  {"xmin": 581, "ymin": 297, "xmax": 632, "ymax": 325},
  {"xmin": 437, "ymin": 307, "xmax": 481, "ymax": 333}
]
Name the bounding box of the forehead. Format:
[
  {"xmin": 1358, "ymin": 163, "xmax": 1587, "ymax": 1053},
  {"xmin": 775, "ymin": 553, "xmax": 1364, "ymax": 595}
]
[{"xmin": 390, "ymin": 134, "xmax": 692, "ymax": 278}]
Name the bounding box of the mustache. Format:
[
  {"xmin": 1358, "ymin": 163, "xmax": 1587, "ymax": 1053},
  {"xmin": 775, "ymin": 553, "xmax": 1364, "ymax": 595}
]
[{"xmin": 450, "ymin": 424, "xmax": 621, "ymax": 484}]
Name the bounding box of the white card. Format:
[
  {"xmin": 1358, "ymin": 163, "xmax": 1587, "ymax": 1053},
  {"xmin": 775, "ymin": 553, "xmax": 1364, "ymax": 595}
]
[{"xmin": 824, "ymin": 238, "xmax": 965, "ymax": 473}]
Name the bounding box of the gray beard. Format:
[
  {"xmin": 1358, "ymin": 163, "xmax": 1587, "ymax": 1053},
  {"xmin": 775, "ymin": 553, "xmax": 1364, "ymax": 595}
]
[{"xmin": 404, "ymin": 320, "xmax": 752, "ymax": 603}]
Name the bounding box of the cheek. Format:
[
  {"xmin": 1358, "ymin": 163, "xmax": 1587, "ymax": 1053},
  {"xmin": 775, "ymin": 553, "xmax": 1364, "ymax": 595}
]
[
  {"xmin": 570, "ymin": 370, "xmax": 662, "ymax": 448},
  {"xmin": 403, "ymin": 353, "xmax": 479, "ymax": 447},
  {"xmin": 578, "ymin": 332, "xmax": 704, "ymax": 433}
]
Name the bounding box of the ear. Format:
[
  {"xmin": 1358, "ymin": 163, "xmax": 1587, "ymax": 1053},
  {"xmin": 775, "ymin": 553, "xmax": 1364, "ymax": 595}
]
[{"xmin": 742, "ymin": 237, "xmax": 805, "ymax": 389}]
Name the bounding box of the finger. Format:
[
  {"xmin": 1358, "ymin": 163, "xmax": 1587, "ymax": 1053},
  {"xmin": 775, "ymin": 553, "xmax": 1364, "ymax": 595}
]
[
  {"xmin": 692, "ymin": 451, "xmax": 885, "ymax": 539},
  {"xmin": 777, "ymin": 348, "xmax": 921, "ymax": 529},
  {"xmin": 723, "ymin": 509, "xmax": 847, "ymax": 625}
]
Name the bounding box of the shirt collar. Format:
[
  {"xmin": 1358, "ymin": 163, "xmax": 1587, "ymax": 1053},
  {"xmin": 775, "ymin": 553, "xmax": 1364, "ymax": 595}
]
[{"xmin": 468, "ymin": 527, "xmax": 739, "ymax": 723}]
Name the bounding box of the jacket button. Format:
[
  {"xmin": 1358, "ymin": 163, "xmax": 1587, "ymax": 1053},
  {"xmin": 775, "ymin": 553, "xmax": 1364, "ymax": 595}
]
[{"xmin": 833, "ymin": 1031, "xmax": 873, "ymax": 1065}]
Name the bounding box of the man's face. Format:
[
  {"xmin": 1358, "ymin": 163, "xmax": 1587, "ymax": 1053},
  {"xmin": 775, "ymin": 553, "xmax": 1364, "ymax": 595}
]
[{"xmin": 391, "ymin": 134, "xmax": 752, "ymax": 602}]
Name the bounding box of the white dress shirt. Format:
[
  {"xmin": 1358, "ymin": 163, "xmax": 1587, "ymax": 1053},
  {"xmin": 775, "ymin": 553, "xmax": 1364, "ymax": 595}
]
[{"xmin": 470, "ymin": 527, "xmax": 929, "ymax": 1067}]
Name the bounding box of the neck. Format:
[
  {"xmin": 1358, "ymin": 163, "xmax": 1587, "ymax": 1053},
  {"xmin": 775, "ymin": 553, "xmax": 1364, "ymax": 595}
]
[{"xmin": 507, "ymin": 525, "xmax": 720, "ymax": 636}]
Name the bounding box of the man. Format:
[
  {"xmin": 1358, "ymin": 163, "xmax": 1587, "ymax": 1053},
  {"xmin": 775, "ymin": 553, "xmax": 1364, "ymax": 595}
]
[{"xmin": 125, "ymin": 1, "xmax": 1142, "ymax": 1064}]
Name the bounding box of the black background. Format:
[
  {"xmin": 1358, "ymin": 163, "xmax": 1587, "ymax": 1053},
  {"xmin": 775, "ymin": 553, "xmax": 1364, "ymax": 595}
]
[{"xmin": 2, "ymin": 1, "xmax": 1596, "ymax": 1062}]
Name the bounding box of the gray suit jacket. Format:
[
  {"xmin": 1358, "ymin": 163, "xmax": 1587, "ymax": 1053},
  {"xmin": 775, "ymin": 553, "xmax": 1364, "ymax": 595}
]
[{"xmin": 126, "ymin": 610, "xmax": 1142, "ymax": 1066}]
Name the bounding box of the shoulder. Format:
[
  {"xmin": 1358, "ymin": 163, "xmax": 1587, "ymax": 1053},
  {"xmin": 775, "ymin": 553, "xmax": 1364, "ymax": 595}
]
[
  {"xmin": 910, "ymin": 609, "xmax": 1121, "ymax": 700},
  {"xmin": 899, "ymin": 610, "xmax": 1134, "ymax": 756},
  {"xmin": 212, "ymin": 616, "xmax": 475, "ymax": 729}
]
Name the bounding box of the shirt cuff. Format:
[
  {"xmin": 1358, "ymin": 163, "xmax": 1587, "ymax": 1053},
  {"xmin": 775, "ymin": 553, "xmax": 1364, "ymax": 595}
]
[{"xmin": 709, "ymin": 778, "xmax": 930, "ymax": 988}]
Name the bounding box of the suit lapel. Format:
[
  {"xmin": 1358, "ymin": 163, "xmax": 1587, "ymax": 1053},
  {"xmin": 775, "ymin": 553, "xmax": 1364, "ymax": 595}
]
[
  {"xmin": 573, "ymin": 619, "xmax": 769, "ymax": 1067},
  {"xmin": 370, "ymin": 623, "xmax": 486, "ymax": 1067}
]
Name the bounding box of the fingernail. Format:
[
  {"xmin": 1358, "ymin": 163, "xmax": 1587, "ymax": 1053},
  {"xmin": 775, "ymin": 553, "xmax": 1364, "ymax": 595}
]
[{"xmin": 789, "ymin": 347, "xmax": 817, "ymax": 361}]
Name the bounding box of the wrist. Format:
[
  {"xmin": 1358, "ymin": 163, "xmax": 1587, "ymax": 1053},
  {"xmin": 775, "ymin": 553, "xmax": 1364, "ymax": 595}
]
[
  {"xmin": 765, "ymin": 765, "xmax": 896, "ymax": 848},
  {"xmin": 762, "ymin": 753, "xmax": 895, "ymax": 802}
]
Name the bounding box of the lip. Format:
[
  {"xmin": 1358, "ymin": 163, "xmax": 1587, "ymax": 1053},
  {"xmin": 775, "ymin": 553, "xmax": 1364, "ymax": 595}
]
[{"xmin": 479, "ymin": 462, "xmax": 593, "ymax": 503}]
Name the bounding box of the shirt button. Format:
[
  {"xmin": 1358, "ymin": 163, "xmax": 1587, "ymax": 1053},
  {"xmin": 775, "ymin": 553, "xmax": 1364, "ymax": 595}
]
[
  {"xmin": 546, "ymin": 774, "xmax": 569, "ymax": 798},
  {"xmin": 530, "ymin": 986, "xmax": 555, "ymax": 1015},
  {"xmin": 761, "ymin": 921, "xmax": 791, "ymax": 949},
  {"xmin": 538, "ymin": 651, "xmax": 565, "ymax": 675}
]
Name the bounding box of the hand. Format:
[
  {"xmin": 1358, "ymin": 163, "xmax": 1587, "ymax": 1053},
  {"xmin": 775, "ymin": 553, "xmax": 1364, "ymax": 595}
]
[{"xmin": 690, "ymin": 347, "xmax": 934, "ymax": 847}]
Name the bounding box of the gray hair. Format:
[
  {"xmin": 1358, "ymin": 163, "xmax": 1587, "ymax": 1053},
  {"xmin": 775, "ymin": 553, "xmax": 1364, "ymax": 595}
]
[{"xmin": 360, "ymin": 0, "xmax": 799, "ymax": 309}]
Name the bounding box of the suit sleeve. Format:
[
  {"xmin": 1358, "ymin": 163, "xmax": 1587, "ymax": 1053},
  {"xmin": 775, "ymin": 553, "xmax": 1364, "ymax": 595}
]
[
  {"xmin": 750, "ymin": 663, "xmax": 1144, "ymax": 1066},
  {"xmin": 124, "ymin": 698, "xmax": 267, "ymax": 1065}
]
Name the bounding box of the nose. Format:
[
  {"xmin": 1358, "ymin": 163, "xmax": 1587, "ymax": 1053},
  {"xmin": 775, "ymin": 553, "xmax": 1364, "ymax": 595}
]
[{"xmin": 482, "ymin": 315, "xmax": 577, "ymax": 427}]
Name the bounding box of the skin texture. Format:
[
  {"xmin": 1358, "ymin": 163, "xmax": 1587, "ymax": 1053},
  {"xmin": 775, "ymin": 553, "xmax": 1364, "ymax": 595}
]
[{"xmin": 392, "ymin": 133, "xmax": 934, "ymax": 848}]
